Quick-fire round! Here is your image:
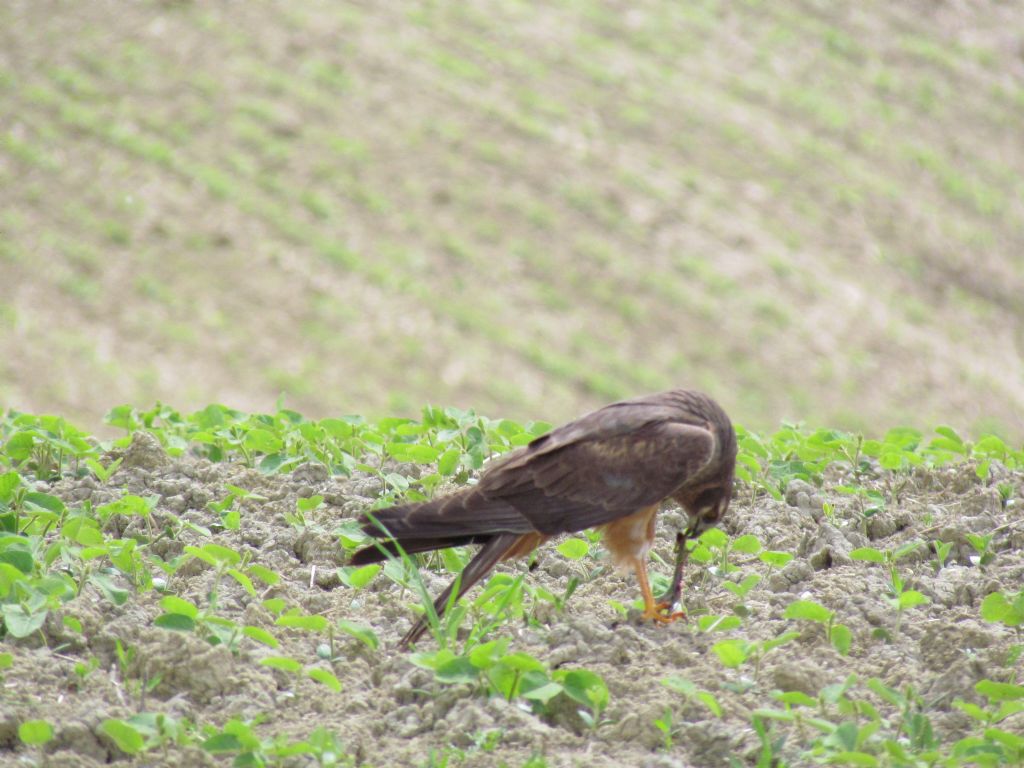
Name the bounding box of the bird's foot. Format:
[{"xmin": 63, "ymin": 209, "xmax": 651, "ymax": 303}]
[{"xmin": 643, "ymin": 601, "xmax": 686, "ymax": 624}]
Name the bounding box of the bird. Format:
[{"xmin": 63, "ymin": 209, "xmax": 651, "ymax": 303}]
[{"xmin": 350, "ymin": 389, "xmax": 737, "ymax": 648}]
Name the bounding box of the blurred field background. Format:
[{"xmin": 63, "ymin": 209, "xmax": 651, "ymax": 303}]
[{"xmin": 1, "ymin": 0, "xmax": 1022, "ymax": 437}]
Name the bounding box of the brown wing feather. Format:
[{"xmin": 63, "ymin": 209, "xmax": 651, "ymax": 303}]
[{"xmin": 479, "ymin": 421, "xmax": 716, "ymax": 534}]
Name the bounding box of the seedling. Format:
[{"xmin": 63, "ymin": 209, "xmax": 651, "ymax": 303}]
[
  {"xmin": 207, "ymin": 485, "xmax": 267, "ymax": 531},
  {"xmin": 783, "ymin": 599, "xmax": 852, "ymax": 655},
  {"xmin": 951, "ymin": 683, "xmax": 1024, "ymax": 767},
  {"xmin": 652, "ymin": 706, "xmax": 678, "ymax": 751},
  {"xmin": 834, "ymin": 484, "xmax": 886, "ymax": 534},
  {"xmin": 662, "ymin": 676, "xmax": 722, "ymax": 718},
  {"xmin": 688, "ymin": 529, "xmax": 762, "ymax": 578},
  {"xmin": 931, "ymin": 539, "xmax": 954, "ymax": 573},
  {"xmin": 966, "ymin": 533, "xmax": 995, "ymax": 569},
  {"xmin": 285, "ymin": 494, "xmax": 324, "ymax": 531},
  {"xmin": 980, "ymin": 588, "xmax": 1024, "ymax": 634},
  {"xmin": 85, "ymin": 456, "xmax": 122, "ymax": 483},
  {"xmin": 758, "ymin": 550, "xmax": 793, "ymax": 573},
  {"xmin": 528, "ymin": 574, "xmax": 582, "ymax": 616},
  {"xmin": 711, "ymin": 631, "xmax": 799, "ymax": 681},
  {"xmin": 722, "ymin": 573, "xmax": 761, "ymax": 617},
  {"xmin": 851, "ymin": 541, "xmax": 929, "ymax": 638}
]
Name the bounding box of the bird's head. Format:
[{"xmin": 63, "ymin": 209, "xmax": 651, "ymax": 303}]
[{"xmin": 680, "ymin": 482, "xmax": 733, "ymax": 538}]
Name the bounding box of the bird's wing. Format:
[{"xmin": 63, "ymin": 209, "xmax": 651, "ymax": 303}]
[{"xmin": 476, "ymin": 408, "xmax": 718, "ymax": 535}]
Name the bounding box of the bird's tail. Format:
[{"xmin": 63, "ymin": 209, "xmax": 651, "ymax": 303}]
[
  {"xmin": 349, "ymin": 534, "xmax": 491, "ymax": 565},
  {"xmin": 400, "ymin": 532, "xmax": 521, "ymax": 648},
  {"xmin": 349, "ymin": 499, "xmax": 477, "ymax": 565}
]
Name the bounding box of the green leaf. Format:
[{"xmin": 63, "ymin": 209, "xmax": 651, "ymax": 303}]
[
  {"xmin": 0, "ymin": 562, "xmax": 28, "ymax": 597},
  {"xmin": 242, "ymin": 626, "xmax": 279, "ymax": 649},
  {"xmin": 712, "ymin": 639, "xmax": 748, "ymax": 668},
  {"xmin": 722, "ymin": 573, "xmax": 760, "ymax": 599},
  {"xmin": 96, "ymin": 494, "xmax": 157, "ymax": 519},
  {"xmin": 520, "ymin": 680, "xmax": 563, "ymax": 704},
  {"xmin": 247, "ymin": 564, "xmax": 280, "ymax": 586},
  {"xmin": 307, "ymin": 667, "xmax": 342, "ymax": 692},
  {"xmin": 276, "ymin": 614, "xmax": 329, "ymax": 632},
  {"xmin": 338, "ymin": 563, "xmax": 380, "ymax": 589},
  {"xmin": 160, "ymin": 595, "xmax": 199, "ymax": 619},
  {"xmin": 337, "ymin": 619, "xmax": 378, "ymax": 651},
  {"xmin": 61, "ymin": 517, "xmax": 104, "ymax": 546},
  {"xmin": 976, "ymin": 680, "xmax": 1024, "ymax": 703},
  {"xmin": 435, "ymin": 655, "xmax": 478, "ymax": 684},
  {"xmin": 243, "ymin": 428, "xmax": 283, "ymax": 454},
  {"xmin": 697, "ymin": 691, "xmax": 723, "ymax": 717},
  {"xmin": 154, "ymin": 613, "xmax": 196, "ymax": 631},
  {"xmin": 0, "ymin": 541, "xmax": 35, "ymax": 574},
  {"xmin": 763, "ymin": 631, "xmax": 800, "ymax": 652},
  {"xmin": 387, "ymin": 442, "xmax": 442, "ymax": 463},
  {"xmin": 497, "ymin": 651, "xmax": 546, "ymax": 674},
  {"xmin": 259, "ymin": 656, "xmax": 303, "ymax": 673},
  {"xmin": 557, "ymin": 669, "xmax": 609, "ymax": 713},
  {"xmin": 827, "ymin": 752, "xmax": 879, "ymax": 767},
  {"xmin": 984, "ymin": 727, "xmax": 1024, "ymax": 751},
  {"xmin": 202, "ymin": 733, "xmax": 243, "ymax": 753},
  {"xmin": 467, "ymin": 639, "xmax": 506, "ymax": 669},
  {"xmin": 1, "ymin": 604, "xmax": 46, "ymax": 638},
  {"xmin": 696, "ymin": 614, "xmax": 742, "ymax": 632},
  {"xmin": 555, "ymin": 538, "xmax": 589, "ymax": 560},
  {"xmin": 897, "ymin": 590, "xmax": 929, "ymax": 609},
  {"xmin": 296, "ymin": 495, "xmax": 324, "ymax": 513},
  {"xmin": 437, "ymin": 448, "xmax": 461, "ymax": 476},
  {"xmin": 784, "ymin": 599, "xmax": 832, "ymax": 624},
  {"xmin": 953, "ymin": 700, "xmax": 988, "ymax": 722},
  {"xmin": 262, "ymin": 598, "xmax": 286, "ymax": 615},
  {"xmin": 934, "ymin": 425, "xmax": 964, "ymax": 446},
  {"xmin": 980, "ymin": 591, "xmax": 1012, "ymax": 624},
  {"xmin": 850, "ymin": 547, "xmax": 886, "ymax": 563},
  {"xmin": 759, "ymin": 551, "xmax": 793, "ymax": 568},
  {"xmin": 185, "ymin": 543, "xmax": 241, "ymax": 567},
  {"xmin": 100, "ymin": 719, "xmax": 144, "ymax": 754},
  {"xmin": 227, "ymin": 568, "xmax": 255, "ymax": 596},
  {"xmin": 831, "ymin": 624, "xmax": 853, "ymax": 656},
  {"xmin": 700, "ymin": 528, "xmax": 728, "ymax": 549},
  {"xmin": 732, "ymin": 534, "xmax": 762, "ymax": 554},
  {"xmin": 5, "ymin": 431, "xmax": 35, "ymax": 461},
  {"xmin": 89, "ymin": 573, "xmax": 129, "ymax": 606},
  {"xmin": 18, "ymin": 719, "xmax": 53, "ymax": 745},
  {"xmin": 23, "ymin": 492, "xmax": 66, "ymax": 515},
  {"xmin": 774, "ymin": 691, "xmax": 817, "ymax": 708}
]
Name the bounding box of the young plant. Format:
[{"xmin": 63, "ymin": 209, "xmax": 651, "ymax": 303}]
[
  {"xmin": 783, "ymin": 599, "xmax": 852, "ymax": 655},
  {"xmin": 711, "ymin": 631, "xmax": 799, "ymax": 682},
  {"xmin": 850, "ymin": 542, "xmax": 929, "ymax": 639},
  {"xmin": 661, "ymin": 676, "xmax": 722, "ymax": 718},
  {"xmin": 931, "ymin": 539, "xmax": 954, "ymax": 573},
  {"xmin": 652, "ymin": 706, "xmax": 678, "ymax": 752},
  {"xmin": 966, "ymin": 533, "xmax": 996, "ymax": 569}
]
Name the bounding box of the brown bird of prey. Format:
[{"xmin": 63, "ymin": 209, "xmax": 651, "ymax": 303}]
[{"xmin": 350, "ymin": 389, "xmax": 737, "ymax": 647}]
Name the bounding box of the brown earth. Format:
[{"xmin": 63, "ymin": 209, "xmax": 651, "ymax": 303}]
[{"xmin": 2, "ymin": 438, "xmax": 1022, "ymax": 766}]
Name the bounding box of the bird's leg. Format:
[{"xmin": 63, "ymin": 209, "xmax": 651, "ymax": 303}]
[
  {"xmin": 656, "ymin": 530, "xmax": 689, "ymax": 613},
  {"xmin": 633, "ymin": 557, "xmax": 685, "ymax": 623}
]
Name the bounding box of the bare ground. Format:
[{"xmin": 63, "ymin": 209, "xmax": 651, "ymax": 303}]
[{"xmin": 2, "ymin": 436, "xmax": 1022, "ymax": 766}]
